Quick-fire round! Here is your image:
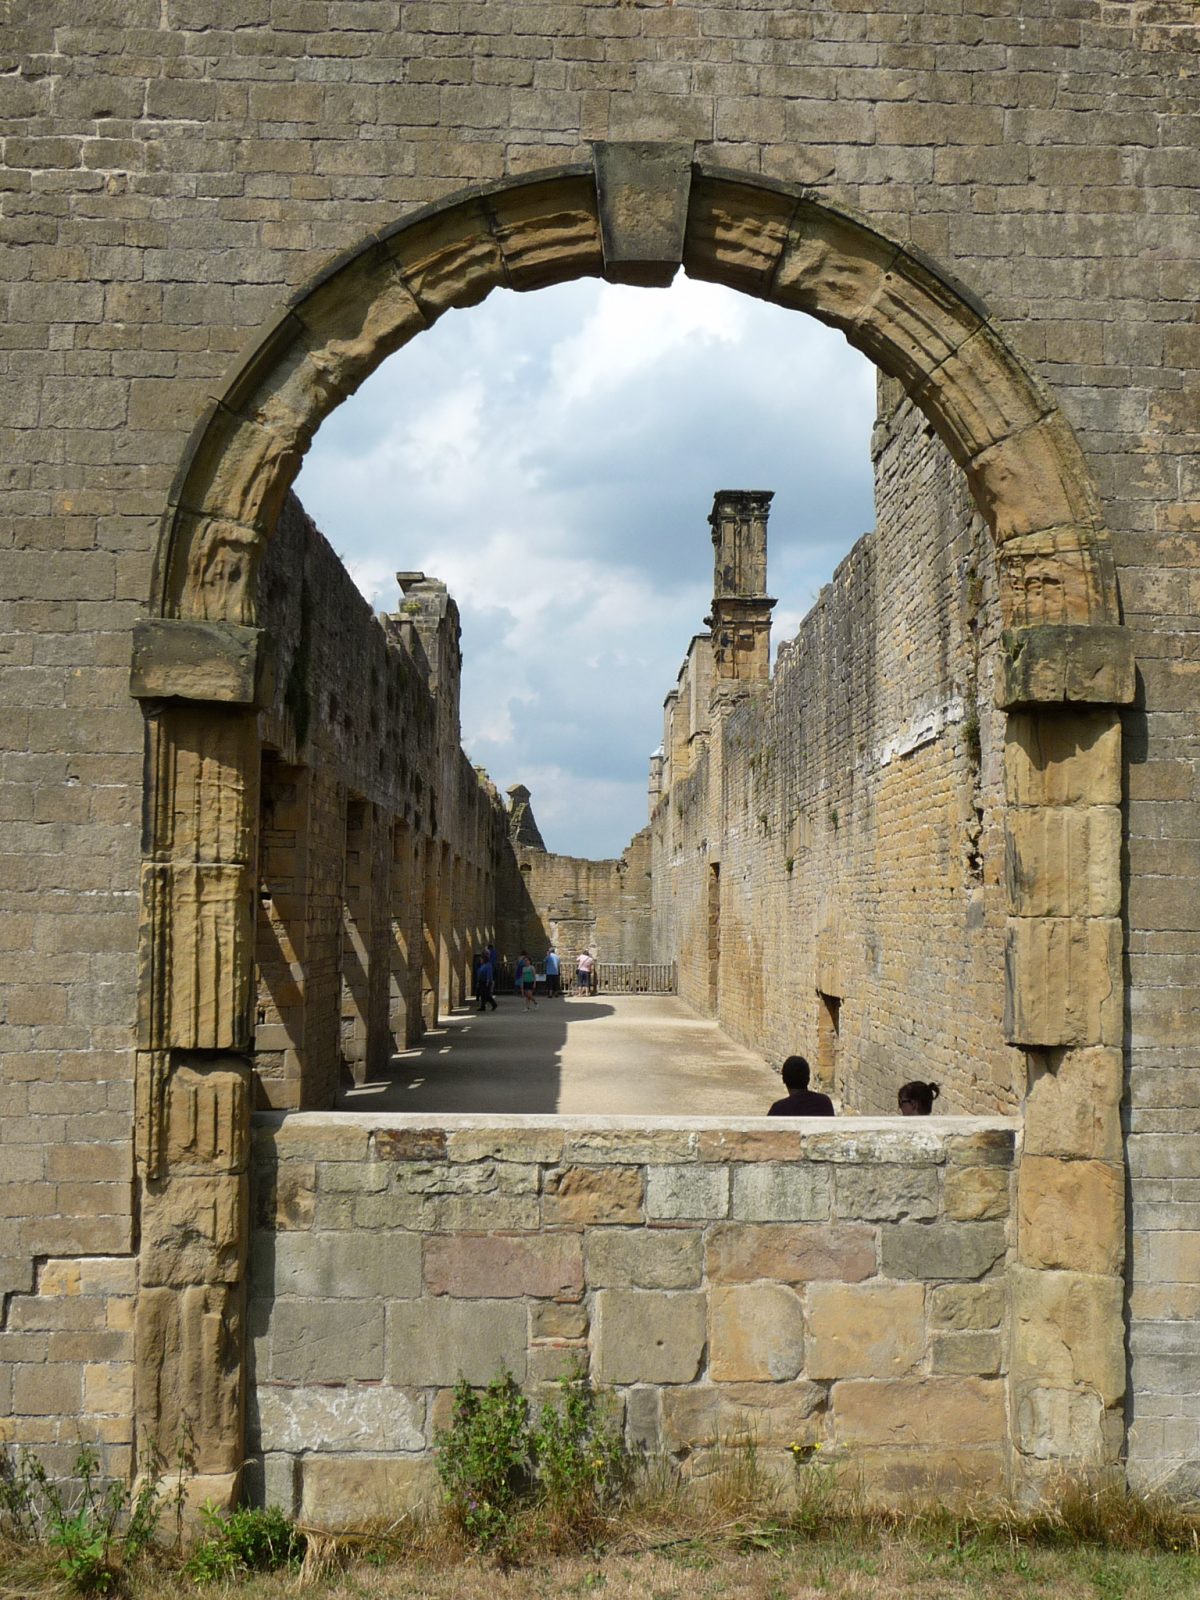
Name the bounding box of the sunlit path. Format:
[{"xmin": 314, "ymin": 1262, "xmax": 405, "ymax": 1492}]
[{"xmin": 339, "ymin": 993, "xmax": 781, "ymax": 1117}]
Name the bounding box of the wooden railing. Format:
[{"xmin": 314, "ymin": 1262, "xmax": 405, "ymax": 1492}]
[{"xmin": 594, "ymin": 961, "xmax": 676, "ymax": 994}]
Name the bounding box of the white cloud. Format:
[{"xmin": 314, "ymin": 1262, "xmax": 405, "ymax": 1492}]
[{"xmin": 295, "ymin": 276, "xmax": 876, "ymax": 857}]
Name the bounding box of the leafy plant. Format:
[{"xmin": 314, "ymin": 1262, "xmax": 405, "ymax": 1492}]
[
  {"xmin": 532, "ymin": 1371, "xmax": 630, "ymax": 1524},
  {"xmin": 436, "ymin": 1371, "xmax": 534, "ymax": 1554},
  {"xmin": 0, "ymin": 1442, "xmax": 170, "ymax": 1594},
  {"xmin": 435, "ymin": 1367, "xmax": 631, "ymax": 1556},
  {"xmin": 184, "ymin": 1502, "xmax": 305, "ymax": 1582}
]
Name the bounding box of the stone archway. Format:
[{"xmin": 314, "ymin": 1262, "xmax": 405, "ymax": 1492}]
[{"xmin": 130, "ymin": 145, "xmax": 1134, "ymax": 1506}]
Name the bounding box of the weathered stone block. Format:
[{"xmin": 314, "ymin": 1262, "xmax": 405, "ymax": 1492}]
[
  {"xmin": 1018, "ymin": 1157, "xmax": 1123, "ymax": 1275},
  {"xmin": 164, "ymin": 1058, "xmax": 250, "ymax": 1176},
  {"xmin": 944, "ymin": 1129, "xmax": 1017, "ymax": 1167},
  {"xmin": 140, "ymin": 1174, "xmax": 247, "ymax": 1287},
  {"xmin": 731, "ymin": 1162, "xmax": 831, "ymax": 1222},
  {"xmin": 532, "ymin": 1301, "xmax": 589, "ymax": 1341},
  {"xmin": 645, "ymin": 1164, "xmax": 729, "ymax": 1220},
  {"xmin": 835, "ymin": 1164, "xmax": 939, "ymax": 1222},
  {"xmin": 880, "ymin": 1223, "xmax": 1006, "ymax": 1282},
  {"xmin": 834, "ymin": 1378, "xmax": 1005, "ymax": 1448},
  {"xmin": 130, "ymin": 618, "xmax": 272, "ymax": 707},
  {"xmin": 593, "ymin": 1290, "xmax": 705, "ymax": 1384},
  {"xmin": 1010, "ymin": 1265, "xmax": 1124, "ymax": 1406},
  {"xmin": 684, "ymin": 173, "xmax": 796, "ymax": 295},
  {"xmin": 806, "ymin": 1128, "xmax": 945, "ymax": 1166},
  {"xmin": 709, "ymin": 1284, "xmax": 805, "ymax": 1382},
  {"xmin": 1005, "ymin": 805, "xmax": 1121, "ymax": 919},
  {"xmin": 584, "ymin": 1227, "xmax": 702, "ymax": 1290},
  {"xmin": 299, "ymin": 1454, "xmax": 436, "ymax": 1528},
  {"xmin": 139, "ymin": 862, "xmax": 255, "ymax": 1052},
  {"xmin": 1005, "ymin": 710, "xmax": 1121, "ymax": 808},
  {"xmin": 943, "ymin": 1166, "xmax": 1010, "ymax": 1223},
  {"xmin": 1013, "ymin": 1385, "xmax": 1106, "ymax": 1464},
  {"xmin": 1004, "ymin": 915, "xmax": 1122, "ymax": 1048},
  {"xmin": 271, "ymin": 1299, "xmax": 385, "ymax": 1384},
  {"xmin": 543, "ymin": 1165, "xmax": 642, "ymax": 1225},
  {"xmin": 565, "ymin": 1128, "xmax": 695, "ymax": 1164},
  {"xmin": 387, "ymin": 1298, "xmax": 527, "ymax": 1386},
  {"xmin": 995, "ymin": 625, "xmax": 1135, "ymax": 709},
  {"xmin": 660, "ymin": 1380, "xmax": 826, "ymax": 1453},
  {"xmin": 707, "ymin": 1223, "xmax": 877, "ymax": 1285},
  {"xmin": 265, "ymin": 1230, "xmax": 421, "ymax": 1301},
  {"xmin": 448, "ymin": 1128, "xmax": 564, "ymax": 1165},
  {"xmin": 806, "ymin": 1282, "xmax": 926, "ymax": 1379},
  {"xmin": 930, "ymin": 1331, "xmax": 1002, "ymax": 1376},
  {"xmin": 255, "ymin": 1383, "xmax": 424, "ymax": 1453},
  {"xmin": 424, "ymin": 1232, "xmax": 582, "ymax": 1300},
  {"xmin": 595, "ymin": 141, "xmax": 691, "ymax": 286},
  {"xmin": 135, "ymin": 1283, "xmax": 242, "ymax": 1476},
  {"xmin": 1024, "ymin": 1047, "xmax": 1122, "ymax": 1161},
  {"xmin": 386, "ymin": 199, "xmax": 507, "ymax": 316}
]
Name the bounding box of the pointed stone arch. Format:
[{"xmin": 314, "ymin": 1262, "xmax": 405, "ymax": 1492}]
[{"xmin": 131, "ymin": 147, "xmax": 1134, "ymax": 1507}]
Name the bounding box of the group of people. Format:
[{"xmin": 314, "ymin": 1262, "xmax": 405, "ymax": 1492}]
[
  {"xmin": 767, "ymin": 1055, "xmax": 941, "ymax": 1118},
  {"xmin": 471, "ymin": 945, "xmax": 599, "ymax": 1012}
]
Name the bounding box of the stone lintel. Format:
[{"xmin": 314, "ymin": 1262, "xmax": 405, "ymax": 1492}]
[
  {"xmin": 995, "ymin": 624, "xmax": 1134, "ymax": 710},
  {"xmin": 594, "ymin": 141, "xmax": 693, "ymax": 287},
  {"xmin": 131, "ymin": 618, "xmax": 274, "ymax": 707}
]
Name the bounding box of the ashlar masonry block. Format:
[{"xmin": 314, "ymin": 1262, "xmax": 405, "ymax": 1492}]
[
  {"xmin": 1003, "ymin": 915, "xmax": 1121, "ymax": 1048},
  {"xmin": 806, "ymin": 1282, "xmax": 926, "ymax": 1380},
  {"xmin": 708, "ymin": 1284, "xmax": 805, "ymax": 1382},
  {"xmin": 593, "ymin": 1290, "xmax": 706, "ymax": 1384}
]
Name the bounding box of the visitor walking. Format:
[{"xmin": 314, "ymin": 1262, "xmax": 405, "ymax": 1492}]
[
  {"xmin": 517, "ymin": 950, "xmax": 538, "ymax": 1009},
  {"xmin": 475, "ymin": 951, "xmax": 497, "ymax": 1012},
  {"xmin": 544, "ymin": 947, "xmax": 560, "ymax": 997}
]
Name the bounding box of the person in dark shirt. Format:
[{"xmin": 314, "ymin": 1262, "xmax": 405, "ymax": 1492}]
[
  {"xmin": 767, "ymin": 1055, "xmax": 834, "ymax": 1117},
  {"xmin": 898, "ymin": 1079, "xmax": 939, "ymax": 1115}
]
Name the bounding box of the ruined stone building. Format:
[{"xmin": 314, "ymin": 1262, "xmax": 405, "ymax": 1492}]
[{"xmin": 2, "ymin": 0, "xmax": 1199, "ymax": 1520}]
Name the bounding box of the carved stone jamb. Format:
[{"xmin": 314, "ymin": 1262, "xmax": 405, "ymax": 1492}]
[
  {"xmin": 1001, "ymin": 693, "xmax": 1130, "ymax": 1496},
  {"xmin": 131, "ymin": 679, "xmax": 261, "ymax": 1513}
]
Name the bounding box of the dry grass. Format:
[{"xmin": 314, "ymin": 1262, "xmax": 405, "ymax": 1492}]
[{"xmin": 5, "ymin": 1459, "xmax": 1200, "ymax": 1600}]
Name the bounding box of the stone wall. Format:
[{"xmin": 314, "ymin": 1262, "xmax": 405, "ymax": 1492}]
[
  {"xmin": 0, "ymin": 0, "xmax": 1196, "ymax": 1496},
  {"xmin": 252, "ymin": 495, "xmax": 507, "ymax": 1104},
  {"xmin": 247, "ymin": 1111, "xmax": 1017, "ymax": 1524},
  {"xmin": 653, "ymin": 391, "xmax": 1021, "ymax": 1114},
  {"xmin": 496, "ymin": 827, "xmax": 654, "ymax": 974}
]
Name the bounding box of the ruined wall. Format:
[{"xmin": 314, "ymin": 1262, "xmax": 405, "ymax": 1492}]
[
  {"xmin": 496, "ymin": 828, "xmax": 654, "ymax": 973},
  {"xmin": 253, "ymin": 495, "xmax": 507, "ymax": 1105},
  {"xmin": 248, "ymin": 1111, "xmax": 1017, "ymax": 1523},
  {"xmin": 0, "ymin": 0, "xmax": 1197, "ymax": 1495},
  {"xmin": 654, "ymin": 393, "xmax": 1020, "ymax": 1115}
]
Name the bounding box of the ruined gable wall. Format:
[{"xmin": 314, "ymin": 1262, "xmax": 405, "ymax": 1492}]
[
  {"xmin": 654, "ymin": 388, "xmax": 1021, "ymax": 1115},
  {"xmin": 496, "ymin": 828, "xmax": 654, "ymax": 974}
]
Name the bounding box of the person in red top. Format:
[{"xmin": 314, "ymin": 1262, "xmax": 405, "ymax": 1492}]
[{"xmin": 767, "ymin": 1055, "xmax": 835, "ymax": 1117}]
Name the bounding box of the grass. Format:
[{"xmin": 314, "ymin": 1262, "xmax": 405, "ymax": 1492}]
[{"xmin": 3, "ymin": 1454, "xmax": 1200, "ymax": 1599}]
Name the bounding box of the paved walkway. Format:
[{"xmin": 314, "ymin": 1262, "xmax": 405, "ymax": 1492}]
[{"xmin": 339, "ymin": 992, "xmax": 782, "ymax": 1116}]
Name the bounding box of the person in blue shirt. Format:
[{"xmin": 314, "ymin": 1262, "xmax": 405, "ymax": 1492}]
[
  {"xmin": 544, "ymin": 947, "xmax": 560, "ymax": 997},
  {"xmin": 475, "ymin": 952, "xmax": 497, "ymax": 1012}
]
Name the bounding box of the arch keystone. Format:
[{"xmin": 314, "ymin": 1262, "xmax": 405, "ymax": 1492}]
[{"xmin": 594, "ymin": 141, "xmax": 693, "ymax": 287}]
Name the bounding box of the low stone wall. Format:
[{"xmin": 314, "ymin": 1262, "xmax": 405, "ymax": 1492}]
[{"xmin": 248, "ymin": 1113, "xmax": 1018, "ymax": 1524}]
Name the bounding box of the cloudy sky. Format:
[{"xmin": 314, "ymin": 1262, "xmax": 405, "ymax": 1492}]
[{"xmin": 294, "ymin": 275, "xmax": 877, "ymax": 858}]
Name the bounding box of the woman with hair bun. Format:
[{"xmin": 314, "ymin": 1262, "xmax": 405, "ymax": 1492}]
[{"xmin": 897, "ymin": 1080, "xmax": 940, "ymax": 1116}]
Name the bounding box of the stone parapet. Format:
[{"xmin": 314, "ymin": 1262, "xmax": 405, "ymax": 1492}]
[{"xmin": 247, "ymin": 1112, "xmax": 1022, "ymax": 1521}]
